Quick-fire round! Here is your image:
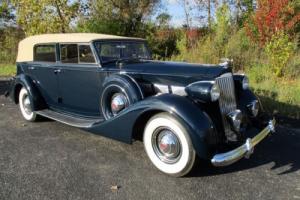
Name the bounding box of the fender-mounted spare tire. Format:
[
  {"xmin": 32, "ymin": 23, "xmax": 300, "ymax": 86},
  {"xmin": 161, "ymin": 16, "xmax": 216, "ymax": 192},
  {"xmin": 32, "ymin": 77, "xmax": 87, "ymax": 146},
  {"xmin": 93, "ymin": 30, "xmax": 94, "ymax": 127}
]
[{"xmin": 100, "ymin": 75, "xmax": 143, "ymax": 120}]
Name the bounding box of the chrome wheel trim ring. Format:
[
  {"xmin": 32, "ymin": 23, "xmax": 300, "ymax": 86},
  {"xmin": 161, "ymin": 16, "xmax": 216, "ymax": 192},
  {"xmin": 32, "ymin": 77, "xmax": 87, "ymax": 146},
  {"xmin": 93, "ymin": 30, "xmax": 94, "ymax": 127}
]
[
  {"xmin": 152, "ymin": 127, "xmax": 182, "ymax": 164},
  {"xmin": 19, "ymin": 88, "xmax": 36, "ymax": 121},
  {"xmin": 23, "ymin": 95, "xmax": 32, "ymax": 115}
]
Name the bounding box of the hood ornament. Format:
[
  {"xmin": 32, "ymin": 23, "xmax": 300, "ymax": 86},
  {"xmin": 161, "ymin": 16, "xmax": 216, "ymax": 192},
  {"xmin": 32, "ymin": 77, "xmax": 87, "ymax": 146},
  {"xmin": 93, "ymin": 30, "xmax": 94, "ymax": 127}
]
[{"xmin": 219, "ymin": 58, "xmax": 233, "ymax": 68}]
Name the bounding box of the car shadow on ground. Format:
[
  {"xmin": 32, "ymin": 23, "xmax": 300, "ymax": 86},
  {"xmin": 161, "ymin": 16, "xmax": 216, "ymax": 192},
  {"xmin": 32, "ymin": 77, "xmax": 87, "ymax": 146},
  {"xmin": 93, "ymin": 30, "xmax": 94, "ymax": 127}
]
[
  {"xmin": 189, "ymin": 124, "xmax": 300, "ymax": 177},
  {"xmin": 0, "ymin": 79, "xmax": 10, "ymax": 96}
]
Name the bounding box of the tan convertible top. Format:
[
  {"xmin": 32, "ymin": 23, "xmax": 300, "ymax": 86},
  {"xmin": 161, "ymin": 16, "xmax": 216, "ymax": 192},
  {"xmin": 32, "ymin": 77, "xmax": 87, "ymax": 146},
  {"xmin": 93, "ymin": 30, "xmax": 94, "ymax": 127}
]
[{"xmin": 16, "ymin": 33, "xmax": 144, "ymax": 62}]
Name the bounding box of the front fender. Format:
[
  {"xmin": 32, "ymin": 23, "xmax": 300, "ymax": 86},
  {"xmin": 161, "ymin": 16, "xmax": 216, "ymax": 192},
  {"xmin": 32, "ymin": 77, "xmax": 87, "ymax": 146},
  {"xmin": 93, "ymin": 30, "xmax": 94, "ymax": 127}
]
[
  {"xmin": 11, "ymin": 74, "xmax": 47, "ymax": 111},
  {"xmin": 88, "ymin": 94, "xmax": 216, "ymax": 159}
]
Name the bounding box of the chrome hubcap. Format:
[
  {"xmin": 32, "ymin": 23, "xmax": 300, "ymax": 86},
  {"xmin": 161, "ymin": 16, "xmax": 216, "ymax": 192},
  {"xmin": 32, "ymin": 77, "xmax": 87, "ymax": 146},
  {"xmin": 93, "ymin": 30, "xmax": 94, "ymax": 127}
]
[
  {"xmin": 111, "ymin": 93, "xmax": 128, "ymax": 115},
  {"xmin": 23, "ymin": 95, "xmax": 32, "ymax": 115},
  {"xmin": 152, "ymin": 128, "xmax": 181, "ymax": 164}
]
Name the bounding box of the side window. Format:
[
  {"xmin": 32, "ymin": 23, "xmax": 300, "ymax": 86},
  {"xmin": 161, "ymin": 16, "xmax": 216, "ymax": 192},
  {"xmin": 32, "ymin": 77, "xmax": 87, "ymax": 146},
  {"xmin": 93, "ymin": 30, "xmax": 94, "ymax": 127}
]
[
  {"xmin": 60, "ymin": 44, "xmax": 78, "ymax": 63},
  {"xmin": 79, "ymin": 45, "xmax": 95, "ymax": 63},
  {"xmin": 34, "ymin": 45, "xmax": 56, "ymax": 62}
]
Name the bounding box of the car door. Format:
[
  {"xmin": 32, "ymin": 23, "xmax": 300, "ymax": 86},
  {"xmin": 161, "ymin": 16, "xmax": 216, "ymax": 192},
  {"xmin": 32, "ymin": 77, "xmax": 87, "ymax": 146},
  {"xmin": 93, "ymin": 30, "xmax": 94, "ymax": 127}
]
[
  {"xmin": 57, "ymin": 43, "xmax": 103, "ymax": 117},
  {"xmin": 28, "ymin": 44, "xmax": 61, "ymax": 108}
]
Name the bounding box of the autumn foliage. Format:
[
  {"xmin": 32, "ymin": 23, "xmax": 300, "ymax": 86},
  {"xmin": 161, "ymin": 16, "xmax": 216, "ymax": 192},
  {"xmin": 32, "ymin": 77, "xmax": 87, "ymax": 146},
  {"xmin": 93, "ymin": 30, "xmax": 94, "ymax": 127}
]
[{"xmin": 245, "ymin": 0, "xmax": 300, "ymax": 46}]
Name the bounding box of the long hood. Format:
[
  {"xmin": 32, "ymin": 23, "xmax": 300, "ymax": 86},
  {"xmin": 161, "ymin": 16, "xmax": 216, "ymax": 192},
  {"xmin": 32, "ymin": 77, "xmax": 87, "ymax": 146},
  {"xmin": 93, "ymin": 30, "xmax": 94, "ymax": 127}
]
[{"xmin": 120, "ymin": 61, "xmax": 231, "ymax": 86}]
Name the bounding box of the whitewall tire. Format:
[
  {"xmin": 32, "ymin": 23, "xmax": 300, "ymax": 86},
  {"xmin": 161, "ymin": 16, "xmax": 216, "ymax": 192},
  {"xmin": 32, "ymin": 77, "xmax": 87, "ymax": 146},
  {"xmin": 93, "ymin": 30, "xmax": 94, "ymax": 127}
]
[
  {"xmin": 143, "ymin": 113, "xmax": 196, "ymax": 177},
  {"xmin": 19, "ymin": 87, "xmax": 37, "ymax": 122}
]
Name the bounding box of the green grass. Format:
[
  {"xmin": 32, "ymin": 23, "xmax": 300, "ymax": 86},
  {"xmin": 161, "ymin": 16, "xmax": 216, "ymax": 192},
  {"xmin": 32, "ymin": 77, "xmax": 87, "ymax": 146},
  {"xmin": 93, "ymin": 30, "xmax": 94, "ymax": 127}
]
[
  {"xmin": 246, "ymin": 65, "xmax": 300, "ymax": 119},
  {"xmin": 0, "ymin": 64, "xmax": 16, "ymax": 77}
]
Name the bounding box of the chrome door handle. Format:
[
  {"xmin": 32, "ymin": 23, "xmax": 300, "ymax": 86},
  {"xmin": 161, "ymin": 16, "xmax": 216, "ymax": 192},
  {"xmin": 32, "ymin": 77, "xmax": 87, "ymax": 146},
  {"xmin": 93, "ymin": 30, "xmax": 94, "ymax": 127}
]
[
  {"xmin": 54, "ymin": 69, "xmax": 61, "ymax": 74},
  {"xmin": 28, "ymin": 66, "xmax": 35, "ymax": 70}
]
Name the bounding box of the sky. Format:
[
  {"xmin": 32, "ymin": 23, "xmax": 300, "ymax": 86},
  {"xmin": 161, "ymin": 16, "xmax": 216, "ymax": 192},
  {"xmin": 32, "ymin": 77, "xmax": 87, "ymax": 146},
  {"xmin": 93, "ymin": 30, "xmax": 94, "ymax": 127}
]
[{"xmin": 164, "ymin": 0, "xmax": 202, "ymax": 27}]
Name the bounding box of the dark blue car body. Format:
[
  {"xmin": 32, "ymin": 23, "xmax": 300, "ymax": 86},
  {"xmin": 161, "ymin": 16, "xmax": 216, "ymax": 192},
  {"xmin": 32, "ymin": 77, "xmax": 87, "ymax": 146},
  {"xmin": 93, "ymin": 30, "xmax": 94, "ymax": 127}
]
[{"xmin": 8, "ymin": 35, "xmax": 273, "ymax": 163}]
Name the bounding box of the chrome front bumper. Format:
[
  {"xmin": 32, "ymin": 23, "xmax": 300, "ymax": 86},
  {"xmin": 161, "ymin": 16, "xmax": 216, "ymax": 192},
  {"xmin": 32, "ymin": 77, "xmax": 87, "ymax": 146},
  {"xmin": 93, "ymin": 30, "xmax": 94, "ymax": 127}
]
[{"xmin": 211, "ymin": 119, "xmax": 276, "ymax": 167}]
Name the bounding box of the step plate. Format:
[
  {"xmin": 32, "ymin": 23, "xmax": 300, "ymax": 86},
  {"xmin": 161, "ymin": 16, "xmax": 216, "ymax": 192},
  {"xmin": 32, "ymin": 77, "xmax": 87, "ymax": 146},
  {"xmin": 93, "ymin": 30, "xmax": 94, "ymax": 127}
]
[{"xmin": 36, "ymin": 109, "xmax": 103, "ymax": 128}]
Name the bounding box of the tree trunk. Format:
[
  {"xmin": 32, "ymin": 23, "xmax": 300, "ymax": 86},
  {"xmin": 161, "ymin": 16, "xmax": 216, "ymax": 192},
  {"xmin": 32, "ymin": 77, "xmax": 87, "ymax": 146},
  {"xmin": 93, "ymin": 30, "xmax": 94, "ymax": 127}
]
[
  {"xmin": 208, "ymin": 0, "xmax": 211, "ymax": 30},
  {"xmin": 54, "ymin": 0, "xmax": 66, "ymax": 33},
  {"xmin": 236, "ymin": 0, "xmax": 241, "ymax": 25}
]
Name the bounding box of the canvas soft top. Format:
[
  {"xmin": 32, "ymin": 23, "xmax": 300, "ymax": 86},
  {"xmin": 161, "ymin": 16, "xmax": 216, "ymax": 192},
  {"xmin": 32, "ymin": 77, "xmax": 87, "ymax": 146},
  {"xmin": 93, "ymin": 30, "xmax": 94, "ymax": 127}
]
[{"xmin": 16, "ymin": 33, "xmax": 144, "ymax": 62}]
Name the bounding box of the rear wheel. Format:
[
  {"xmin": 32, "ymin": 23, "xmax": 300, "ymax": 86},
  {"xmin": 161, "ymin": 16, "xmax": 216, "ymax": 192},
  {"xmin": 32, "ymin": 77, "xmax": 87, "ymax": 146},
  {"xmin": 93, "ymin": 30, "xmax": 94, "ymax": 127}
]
[
  {"xmin": 143, "ymin": 113, "xmax": 196, "ymax": 177},
  {"xmin": 19, "ymin": 87, "xmax": 37, "ymax": 122}
]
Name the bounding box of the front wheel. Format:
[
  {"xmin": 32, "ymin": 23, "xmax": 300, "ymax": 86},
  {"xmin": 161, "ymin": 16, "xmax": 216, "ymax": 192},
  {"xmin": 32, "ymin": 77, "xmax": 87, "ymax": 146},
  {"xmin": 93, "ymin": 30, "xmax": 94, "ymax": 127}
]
[
  {"xmin": 19, "ymin": 87, "xmax": 37, "ymax": 122},
  {"xmin": 143, "ymin": 113, "xmax": 196, "ymax": 177}
]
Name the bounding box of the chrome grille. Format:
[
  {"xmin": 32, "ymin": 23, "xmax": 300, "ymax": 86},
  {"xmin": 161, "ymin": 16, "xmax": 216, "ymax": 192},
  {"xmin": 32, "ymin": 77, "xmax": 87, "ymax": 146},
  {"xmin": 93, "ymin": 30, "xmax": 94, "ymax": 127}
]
[{"xmin": 216, "ymin": 73, "xmax": 237, "ymax": 141}]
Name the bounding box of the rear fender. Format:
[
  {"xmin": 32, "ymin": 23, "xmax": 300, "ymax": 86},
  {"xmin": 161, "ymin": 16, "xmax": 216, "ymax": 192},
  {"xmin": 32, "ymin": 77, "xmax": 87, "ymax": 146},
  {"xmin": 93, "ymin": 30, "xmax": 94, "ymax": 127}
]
[
  {"xmin": 88, "ymin": 94, "xmax": 216, "ymax": 159},
  {"xmin": 11, "ymin": 74, "xmax": 47, "ymax": 111}
]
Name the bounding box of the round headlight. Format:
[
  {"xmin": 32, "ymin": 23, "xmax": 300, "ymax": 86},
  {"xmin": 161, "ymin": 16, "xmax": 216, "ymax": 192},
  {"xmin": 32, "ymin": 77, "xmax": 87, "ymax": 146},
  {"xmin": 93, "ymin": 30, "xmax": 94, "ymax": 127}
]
[
  {"xmin": 242, "ymin": 76, "xmax": 249, "ymax": 90},
  {"xmin": 247, "ymin": 100, "xmax": 259, "ymax": 117},
  {"xmin": 210, "ymin": 83, "xmax": 220, "ymax": 102}
]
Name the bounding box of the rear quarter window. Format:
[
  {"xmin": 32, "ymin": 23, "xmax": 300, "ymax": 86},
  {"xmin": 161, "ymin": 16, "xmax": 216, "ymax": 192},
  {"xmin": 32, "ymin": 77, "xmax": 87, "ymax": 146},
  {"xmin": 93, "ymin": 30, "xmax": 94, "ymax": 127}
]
[{"xmin": 34, "ymin": 45, "xmax": 56, "ymax": 62}]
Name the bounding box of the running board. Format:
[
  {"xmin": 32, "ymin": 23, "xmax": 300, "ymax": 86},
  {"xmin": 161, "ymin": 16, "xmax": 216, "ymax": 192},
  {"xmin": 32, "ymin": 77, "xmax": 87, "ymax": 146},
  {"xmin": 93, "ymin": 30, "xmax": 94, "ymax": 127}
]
[{"xmin": 36, "ymin": 109, "xmax": 104, "ymax": 128}]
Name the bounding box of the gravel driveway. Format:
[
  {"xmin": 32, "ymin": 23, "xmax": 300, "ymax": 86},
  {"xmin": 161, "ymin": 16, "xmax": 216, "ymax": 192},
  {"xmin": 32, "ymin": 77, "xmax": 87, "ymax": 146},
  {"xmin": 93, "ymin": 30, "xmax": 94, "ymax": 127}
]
[{"xmin": 0, "ymin": 78, "xmax": 299, "ymax": 200}]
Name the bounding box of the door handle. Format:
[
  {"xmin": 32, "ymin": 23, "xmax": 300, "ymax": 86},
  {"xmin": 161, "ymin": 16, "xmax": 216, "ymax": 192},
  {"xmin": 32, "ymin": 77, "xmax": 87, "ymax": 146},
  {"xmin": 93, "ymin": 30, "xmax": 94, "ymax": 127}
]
[
  {"xmin": 54, "ymin": 69, "xmax": 61, "ymax": 74},
  {"xmin": 28, "ymin": 66, "xmax": 36, "ymax": 70}
]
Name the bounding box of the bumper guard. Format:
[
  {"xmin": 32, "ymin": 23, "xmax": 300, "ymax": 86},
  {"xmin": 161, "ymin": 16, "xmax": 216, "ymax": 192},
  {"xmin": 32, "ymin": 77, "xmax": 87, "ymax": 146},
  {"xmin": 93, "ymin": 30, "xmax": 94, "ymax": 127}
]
[{"xmin": 211, "ymin": 119, "xmax": 276, "ymax": 167}]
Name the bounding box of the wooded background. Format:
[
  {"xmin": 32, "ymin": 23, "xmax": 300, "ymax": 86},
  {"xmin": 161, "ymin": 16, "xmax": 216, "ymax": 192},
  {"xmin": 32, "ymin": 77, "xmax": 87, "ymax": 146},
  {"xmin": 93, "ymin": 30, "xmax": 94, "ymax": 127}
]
[{"xmin": 0, "ymin": 0, "xmax": 299, "ymax": 118}]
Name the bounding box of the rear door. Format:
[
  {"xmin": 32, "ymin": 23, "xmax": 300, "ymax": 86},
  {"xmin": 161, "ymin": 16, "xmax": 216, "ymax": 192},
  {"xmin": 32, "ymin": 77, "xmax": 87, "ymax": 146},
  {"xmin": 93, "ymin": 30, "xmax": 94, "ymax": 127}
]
[
  {"xmin": 28, "ymin": 44, "xmax": 61, "ymax": 108},
  {"xmin": 57, "ymin": 43, "xmax": 103, "ymax": 117}
]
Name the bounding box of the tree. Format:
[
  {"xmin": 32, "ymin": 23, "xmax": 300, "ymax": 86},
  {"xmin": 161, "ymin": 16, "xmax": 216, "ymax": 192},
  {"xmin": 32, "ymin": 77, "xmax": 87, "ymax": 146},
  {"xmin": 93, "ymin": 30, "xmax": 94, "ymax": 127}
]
[
  {"xmin": 213, "ymin": 3, "xmax": 231, "ymax": 57},
  {"xmin": 177, "ymin": 0, "xmax": 194, "ymax": 30},
  {"xmin": 156, "ymin": 13, "xmax": 171, "ymax": 28},
  {"xmin": 12, "ymin": 0, "xmax": 80, "ymax": 36},
  {"xmin": 245, "ymin": 0, "xmax": 300, "ymax": 46},
  {"xmin": 78, "ymin": 0, "xmax": 161, "ymax": 37},
  {"xmin": 146, "ymin": 13, "xmax": 180, "ymax": 59},
  {"xmin": 0, "ymin": 0, "xmax": 15, "ymax": 28},
  {"xmin": 195, "ymin": 0, "xmax": 213, "ymax": 29},
  {"xmin": 195, "ymin": 0, "xmax": 236, "ymax": 30}
]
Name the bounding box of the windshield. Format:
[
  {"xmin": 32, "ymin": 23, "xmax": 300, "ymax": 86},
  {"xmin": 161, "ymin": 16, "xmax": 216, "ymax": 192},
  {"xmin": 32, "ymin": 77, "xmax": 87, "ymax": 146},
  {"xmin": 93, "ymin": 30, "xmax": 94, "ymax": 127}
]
[{"xmin": 95, "ymin": 41, "xmax": 151, "ymax": 64}]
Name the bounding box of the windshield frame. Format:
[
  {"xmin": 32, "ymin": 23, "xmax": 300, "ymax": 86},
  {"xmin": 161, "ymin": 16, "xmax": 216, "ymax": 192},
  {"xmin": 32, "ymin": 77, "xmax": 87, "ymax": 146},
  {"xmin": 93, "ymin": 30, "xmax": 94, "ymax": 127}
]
[{"xmin": 93, "ymin": 40, "xmax": 152, "ymax": 66}]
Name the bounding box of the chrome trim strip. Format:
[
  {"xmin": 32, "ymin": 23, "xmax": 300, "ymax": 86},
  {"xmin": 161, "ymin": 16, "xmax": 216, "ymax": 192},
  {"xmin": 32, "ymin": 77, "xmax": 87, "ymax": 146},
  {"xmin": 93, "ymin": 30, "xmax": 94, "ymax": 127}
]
[
  {"xmin": 36, "ymin": 110, "xmax": 103, "ymax": 128},
  {"xmin": 154, "ymin": 84, "xmax": 187, "ymax": 96},
  {"xmin": 186, "ymin": 80, "xmax": 215, "ymax": 88},
  {"xmin": 211, "ymin": 119, "xmax": 276, "ymax": 167},
  {"xmin": 171, "ymin": 86, "xmax": 187, "ymax": 96},
  {"xmin": 154, "ymin": 84, "xmax": 169, "ymax": 94}
]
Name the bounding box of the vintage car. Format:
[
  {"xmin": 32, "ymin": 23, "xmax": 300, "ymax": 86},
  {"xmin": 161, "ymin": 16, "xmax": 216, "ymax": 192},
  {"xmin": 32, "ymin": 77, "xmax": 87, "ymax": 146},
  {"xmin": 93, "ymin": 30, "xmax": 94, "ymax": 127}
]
[{"xmin": 7, "ymin": 33, "xmax": 275, "ymax": 177}]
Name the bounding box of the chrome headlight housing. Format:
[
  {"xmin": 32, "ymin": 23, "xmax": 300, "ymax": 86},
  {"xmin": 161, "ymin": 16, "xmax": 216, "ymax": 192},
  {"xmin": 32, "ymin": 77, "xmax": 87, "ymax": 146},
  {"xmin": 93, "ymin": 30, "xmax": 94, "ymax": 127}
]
[
  {"xmin": 210, "ymin": 83, "xmax": 220, "ymax": 102},
  {"xmin": 185, "ymin": 81, "xmax": 220, "ymax": 102},
  {"xmin": 247, "ymin": 100, "xmax": 259, "ymax": 117}
]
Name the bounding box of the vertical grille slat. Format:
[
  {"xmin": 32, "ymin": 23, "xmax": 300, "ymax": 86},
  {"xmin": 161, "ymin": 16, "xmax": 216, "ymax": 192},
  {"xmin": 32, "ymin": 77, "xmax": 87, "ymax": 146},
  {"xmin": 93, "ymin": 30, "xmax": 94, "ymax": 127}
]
[{"xmin": 216, "ymin": 73, "xmax": 237, "ymax": 141}]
